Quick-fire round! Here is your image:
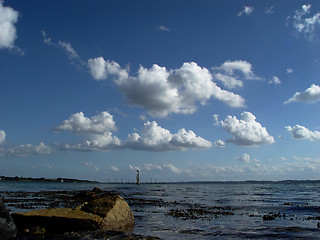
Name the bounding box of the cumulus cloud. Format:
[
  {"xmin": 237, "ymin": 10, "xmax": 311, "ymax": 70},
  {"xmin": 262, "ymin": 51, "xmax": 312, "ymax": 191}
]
[
  {"xmin": 0, "ymin": 142, "xmax": 53, "ymax": 158},
  {"xmin": 54, "ymin": 111, "xmax": 122, "ymax": 151},
  {"xmin": 237, "ymin": 153, "xmax": 250, "ymax": 163},
  {"xmin": 0, "ymin": 130, "xmax": 5, "ymax": 144},
  {"xmin": 284, "ymin": 84, "xmax": 320, "ymax": 104},
  {"xmin": 214, "ymin": 60, "xmax": 260, "ymax": 80},
  {"xmin": 163, "ymin": 163, "xmax": 182, "ymax": 174},
  {"xmin": 88, "ymin": 56, "xmax": 128, "ymax": 81},
  {"xmin": 0, "ymin": 1, "xmax": 18, "ymax": 49},
  {"xmin": 0, "ymin": 130, "xmax": 52, "ymax": 158},
  {"xmin": 220, "ymin": 112, "xmax": 275, "ymax": 146},
  {"xmin": 53, "ymin": 112, "xmax": 212, "ymax": 152},
  {"xmin": 237, "ymin": 6, "xmax": 254, "ymax": 17},
  {"xmin": 130, "ymin": 163, "xmax": 190, "ymax": 175},
  {"xmin": 126, "ymin": 121, "xmax": 212, "ymax": 151},
  {"xmin": 285, "ymin": 125, "xmax": 320, "ymax": 141},
  {"xmin": 269, "ymin": 76, "xmax": 281, "ymax": 85},
  {"xmin": 288, "ymin": 4, "xmax": 320, "ymax": 40},
  {"xmin": 214, "ymin": 139, "xmax": 225, "ymax": 148},
  {"xmin": 89, "ymin": 59, "xmax": 245, "ymax": 117},
  {"xmin": 54, "ymin": 111, "xmax": 117, "ymax": 135},
  {"xmin": 214, "ymin": 73, "xmax": 243, "ymax": 89}
]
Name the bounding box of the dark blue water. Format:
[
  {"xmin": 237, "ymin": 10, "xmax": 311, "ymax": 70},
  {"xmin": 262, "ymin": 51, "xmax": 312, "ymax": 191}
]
[{"xmin": 1, "ymin": 181, "xmax": 320, "ymax": 239}]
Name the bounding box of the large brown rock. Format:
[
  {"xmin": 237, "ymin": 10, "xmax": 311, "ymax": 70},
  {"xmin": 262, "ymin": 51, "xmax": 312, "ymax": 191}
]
[
  {"xmin": 0, "ymin": 198, "xmax": 17, "ymax": 240},
  {"xmin": 80, "ymin": 195, "xmax": 134, "ymax": 230},
  {"xmin": 12, "ymin": 194, "xmax": 134, "ymax": 234}
]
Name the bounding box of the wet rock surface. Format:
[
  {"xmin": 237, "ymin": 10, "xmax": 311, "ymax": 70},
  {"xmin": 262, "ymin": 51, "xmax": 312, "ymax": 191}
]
[
  {"xmin": 5, "ymin": 189, "xmax": 141, "ymax": 239},
  {"xmin": 0, "ymin": 198, "xmax": 17, "ymax": 240},
  {"xmin": 11, "ymin": 191, "xmax": 135, "ymax": 234}
]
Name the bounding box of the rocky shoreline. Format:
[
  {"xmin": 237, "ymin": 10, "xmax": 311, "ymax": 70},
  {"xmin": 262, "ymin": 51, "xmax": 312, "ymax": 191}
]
[
  {"xmin": 2, "ymin": 186, "xmax": 320, "ymax": 239},
  {"xmin": 1, "ymin": 188, "xmax": 159, "ymax": 240}
]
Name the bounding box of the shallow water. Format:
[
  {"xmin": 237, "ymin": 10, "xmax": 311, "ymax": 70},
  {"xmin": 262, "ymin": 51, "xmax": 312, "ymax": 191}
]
[{"xmin": 1, "ymin": 181, "xmax": 320, "ymax": 239}]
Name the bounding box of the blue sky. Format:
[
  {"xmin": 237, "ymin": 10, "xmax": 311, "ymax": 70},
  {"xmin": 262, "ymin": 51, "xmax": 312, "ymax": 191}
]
[{"xmin": 1, "ymin": 0, "xmax": 320, "ymax": 182}]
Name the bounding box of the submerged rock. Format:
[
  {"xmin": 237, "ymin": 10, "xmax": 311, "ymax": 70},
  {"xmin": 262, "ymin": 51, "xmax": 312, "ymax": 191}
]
[
  {"xmin": 0, "ymin": 198, "xmax": 17, "ymax": 240},
  {"xmin": 11, "ymin": 192, "xmax": 134, "ymax": 234}
]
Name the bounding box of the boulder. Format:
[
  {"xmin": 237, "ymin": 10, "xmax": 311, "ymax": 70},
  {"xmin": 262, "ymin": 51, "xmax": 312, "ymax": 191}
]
[
  {"xmin": 11, "ymin": 193, "xmax": 134, "ymax": 234},
  {"xmin": 81, "ymin": 195, "xmax": 135, "ymax": 230},
  {"xmin": 12, "ymin": 208, "xmax": 102, "ymax": 233},
  {"xmin": 0, "ymin": 198, "xmax": 17, "ymax": 240}
]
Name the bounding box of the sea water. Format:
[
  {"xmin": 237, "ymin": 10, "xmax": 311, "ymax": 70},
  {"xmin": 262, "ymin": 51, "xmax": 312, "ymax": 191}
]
[{"xmin": 1, "ymin": 181, "xmax": 320, "ymax": 239}]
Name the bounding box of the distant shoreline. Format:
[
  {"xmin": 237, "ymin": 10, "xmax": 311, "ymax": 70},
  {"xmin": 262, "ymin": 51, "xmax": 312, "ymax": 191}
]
[
  {"xmin": 0, "ymin": 176, "xmax": 98, "ymax": 183},
  {"xmin": 0, "ymin": 176, "xmax": 319, "ymax": 184}
]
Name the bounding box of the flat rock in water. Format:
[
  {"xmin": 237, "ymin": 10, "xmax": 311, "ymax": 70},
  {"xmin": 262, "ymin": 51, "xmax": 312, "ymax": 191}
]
[
  {"xmin": 11, "ymin": 193, "xmax": 134, "ymax": 234},
  {"xmin": 0, "ymin": 198, "xmax": 17, "ymax": 240},
  {"xmin": 12, "ymin": 208, "xmax": 102, "ymax": 233}
]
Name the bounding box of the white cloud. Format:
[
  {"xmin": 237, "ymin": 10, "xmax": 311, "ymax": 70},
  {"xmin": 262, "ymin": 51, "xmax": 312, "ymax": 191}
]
[
  {"xmin": 280, "ymin": 156, "xmax": 287, "ymax": 161},
  {"xmin": 41, "ymin": 31, "xmax": 84, "ymax": 67},
  {"xmin": 214, "ymin": 139, "xmax": 225, "ymax": 148},
  {"xmin": 220, "ymin": 112, "xmax": 275, "ymax": 146},
  {"xmin": 265, "ymin": 6, "xmax": 275, "ymax": 15},
  {"xmin": 130, "ymin": 163, "xmax": 189, "ymax": 175},
  {"xmin": 285, "ymin": 125, "xmax": 320, "ymax": 141},
  {"xmin": 269, "ymin": 76, "xmax": 281, "ymax": 85},
  {"xmin": 139, "ymin": 115, "xmax": 147, "ymax": 121},
  {"xmin": 129, "ymin": 164, "xmax": 140, "ymax": 171},
  {"xmin": 0, "ymin": 130, "xmax": 5, "ymax": 144},
  {"xmin": 88, "ymin": 56, "xmax": 129, "ymax": 81},
  {"xmin": 143, "ymin": 163, "xmax": 162, "ymax": 171},
  {"xmin": 214, "ymin": 73, "xmax": 243, "ymax": 89},
  {"xmin": 237, "ymin": 153, "xmax": 250, "ymax": 163},
  {"xmin": 58, "ymin": 41, "xmax": 84, "ymax": 66},
  {"xmin": 159, "ymin": 25, "xmax": 170, "ymax": 31},
  {"xmin": 214, "ymin": 60, "xmax": 260, "ymax": 80},
  {"xmin": 94, "ymin": 165, "xmax": 100, "ymax": 172},
  {"xmin": 54, "ymin": 111, "xmax": 122, "ymax": 151},
  {"xmin": 41, "ymin": 31, "xmax": 53, "ymax": 45},
  {"xmin": 110, "ymin": 166, "xmax": 119, "ymax": 172},
  {"xmin": 284, "ymin": 84, "xmax": 320, "ymax": 104},
  {"xmin": 46, "ymin": 164, "xmax": 53, "ymax": 169},
  {"xmin": 82, "ymin": 161, "xmax": 99, "ymax": 171},
  {"xmin": 54, "ymin": 112, "xmax": 211, "ymax": 152},
  {"xmin": 0, "ymin": 2, "xmax": 18, "ymax": 49},
  {"xmin": 294, "ymin": 156, "xmax": 320, "ymax": 163},
  {"xmin": 89, "ymin": 59, "xmax": 245, "ymax": 117},
  {"xmin": 213, "ymin": 114, "xmax": 219, "ymax": 126},
  {"xmin": 82, "ymin": 161, "xmax": 93, "ymax": 167},
  {"xmin": 288, "ymin": 4, "xmax": 320, "ymax": 40},
  {"xmin": 0, "ymin": 142, "xmax": 53, "ymax": 158},
  {"xmin": 286, "ymin": 68, "xmax": 293, "ymax": 74},
  {"xmin": 54, "ymin": 111, "xmax": 117, "ymax": 135},
  {"xmin": 163, "ymin": 163, "xmax": 182, "ymax": 174},
  {"xmin": 237, "ymin": 6, "xmax": 254, "ymax": 17},
  {"xmin": 126, "ymin": 121, "xmax": 212, "ymax": 151}
]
